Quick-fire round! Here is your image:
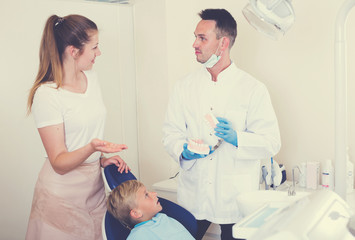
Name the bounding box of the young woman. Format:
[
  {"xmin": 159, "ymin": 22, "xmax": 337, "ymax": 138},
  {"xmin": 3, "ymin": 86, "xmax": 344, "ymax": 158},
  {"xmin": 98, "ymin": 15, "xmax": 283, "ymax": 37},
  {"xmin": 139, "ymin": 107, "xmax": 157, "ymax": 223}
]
[{"xmin": 26, "ymin": 14, "xmax": 130, "ymax": 240}]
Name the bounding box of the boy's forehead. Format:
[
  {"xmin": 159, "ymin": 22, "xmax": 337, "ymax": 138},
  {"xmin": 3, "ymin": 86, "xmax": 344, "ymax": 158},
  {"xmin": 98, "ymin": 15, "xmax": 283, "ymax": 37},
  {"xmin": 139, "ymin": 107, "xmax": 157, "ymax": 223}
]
[{"xmin": 136, "ymin": 186, "xmax": 146, "ymax": 195}]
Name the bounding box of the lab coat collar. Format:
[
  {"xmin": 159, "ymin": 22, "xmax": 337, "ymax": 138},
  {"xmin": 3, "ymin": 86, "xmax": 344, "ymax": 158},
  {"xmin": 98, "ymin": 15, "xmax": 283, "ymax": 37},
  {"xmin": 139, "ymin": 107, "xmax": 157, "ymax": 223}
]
[{"xmin": 203, "ymin": 61, "xmax": 239, "ymax": 84}]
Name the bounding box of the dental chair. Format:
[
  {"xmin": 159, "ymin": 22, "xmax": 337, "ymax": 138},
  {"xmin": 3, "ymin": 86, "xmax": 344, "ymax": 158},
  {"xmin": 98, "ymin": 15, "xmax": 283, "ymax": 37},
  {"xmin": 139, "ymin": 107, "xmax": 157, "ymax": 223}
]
[{"xmin": 102, "ymin": 164, "xmax": 197, "ymax": 240}]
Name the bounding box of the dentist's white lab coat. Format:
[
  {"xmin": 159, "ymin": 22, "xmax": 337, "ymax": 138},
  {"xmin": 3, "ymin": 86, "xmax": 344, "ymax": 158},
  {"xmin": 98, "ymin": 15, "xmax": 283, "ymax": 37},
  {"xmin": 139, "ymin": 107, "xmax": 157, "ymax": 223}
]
[{"xmin": 163, "ymin": 63, "xmax": 281, "ymax": 224}]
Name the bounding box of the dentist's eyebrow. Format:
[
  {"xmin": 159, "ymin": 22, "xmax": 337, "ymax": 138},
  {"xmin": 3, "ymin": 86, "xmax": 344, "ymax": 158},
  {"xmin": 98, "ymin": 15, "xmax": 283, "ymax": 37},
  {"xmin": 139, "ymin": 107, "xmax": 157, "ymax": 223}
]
[{"xmin": 194, "ymin": 33, "xmax": 207, "ymax": 39}]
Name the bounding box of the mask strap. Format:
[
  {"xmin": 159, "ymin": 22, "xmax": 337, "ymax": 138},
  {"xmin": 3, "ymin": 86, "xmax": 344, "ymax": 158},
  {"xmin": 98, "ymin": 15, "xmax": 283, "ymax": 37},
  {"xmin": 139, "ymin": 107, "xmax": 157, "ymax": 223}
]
[{"xmin": 215, "ymin": 38, "xmax": 224, "ymax": 57}]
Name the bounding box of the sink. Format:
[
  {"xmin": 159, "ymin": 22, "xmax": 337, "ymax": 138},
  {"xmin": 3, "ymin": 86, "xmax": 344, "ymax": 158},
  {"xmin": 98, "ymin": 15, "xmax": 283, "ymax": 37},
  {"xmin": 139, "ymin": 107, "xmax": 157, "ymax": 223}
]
[{"xmin": 236, "ymin": 190, "xmax": 310, "ymax": 217}]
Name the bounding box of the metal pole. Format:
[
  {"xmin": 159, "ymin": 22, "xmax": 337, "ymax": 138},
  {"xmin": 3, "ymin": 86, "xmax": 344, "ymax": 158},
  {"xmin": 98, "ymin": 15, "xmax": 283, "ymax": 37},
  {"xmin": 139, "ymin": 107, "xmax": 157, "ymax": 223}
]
[{"xmin": 334, "ymin": 0, "xmax": 355, "ymax": 199}]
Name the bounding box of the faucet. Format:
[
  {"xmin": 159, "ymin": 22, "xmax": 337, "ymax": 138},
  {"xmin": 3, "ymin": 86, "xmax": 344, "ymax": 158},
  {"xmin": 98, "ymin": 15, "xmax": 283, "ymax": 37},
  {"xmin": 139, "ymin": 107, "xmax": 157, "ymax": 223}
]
[{"xmin": 288, "ymin": 166, "xmax": 301, "ymax": 196}]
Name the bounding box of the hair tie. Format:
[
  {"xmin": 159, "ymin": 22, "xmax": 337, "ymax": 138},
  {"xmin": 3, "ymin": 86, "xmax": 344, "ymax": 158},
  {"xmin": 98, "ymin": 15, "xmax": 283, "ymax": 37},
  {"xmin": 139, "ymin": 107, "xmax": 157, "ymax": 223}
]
[{"xmin": 55, "ymin": 17, "xmax": 65, "ymax": 27}]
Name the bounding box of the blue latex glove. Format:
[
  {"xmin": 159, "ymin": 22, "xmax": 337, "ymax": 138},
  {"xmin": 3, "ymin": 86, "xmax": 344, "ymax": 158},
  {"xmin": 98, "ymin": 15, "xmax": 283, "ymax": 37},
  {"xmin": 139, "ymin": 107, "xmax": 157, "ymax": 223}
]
[
  {"xmin": 181, "ymin": 143, "xmax": 213, "ymax": 160},
  {"xmin": 214, "ymin": 117, "xmax": 238, "ymax": 147}
]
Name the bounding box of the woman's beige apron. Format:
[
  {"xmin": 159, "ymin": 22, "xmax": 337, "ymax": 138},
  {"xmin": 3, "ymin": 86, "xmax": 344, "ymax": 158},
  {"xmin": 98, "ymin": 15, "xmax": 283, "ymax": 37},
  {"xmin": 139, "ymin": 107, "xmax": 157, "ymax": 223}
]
[{"xmin": 26, "ymin": 159, "xmax": 106, "ymax": 240}]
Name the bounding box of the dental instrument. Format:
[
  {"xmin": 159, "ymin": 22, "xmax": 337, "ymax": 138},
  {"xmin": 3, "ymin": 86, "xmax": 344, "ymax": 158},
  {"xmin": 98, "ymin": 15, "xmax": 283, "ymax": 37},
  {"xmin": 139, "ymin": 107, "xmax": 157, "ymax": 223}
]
[
  {"xmin": 261, "ymin": 159, "xmax": 283, "ymax": 190},
  {"xmin": 211, "ymin": 138, "xmax": 224, "ymax": 152},
  {"xmin": 271, "ymin": 157, "xmax": 276, "ymax": 190},
  {"xmin": 261, "ymin": 166, "xmax": 270, "ymax": 190}
]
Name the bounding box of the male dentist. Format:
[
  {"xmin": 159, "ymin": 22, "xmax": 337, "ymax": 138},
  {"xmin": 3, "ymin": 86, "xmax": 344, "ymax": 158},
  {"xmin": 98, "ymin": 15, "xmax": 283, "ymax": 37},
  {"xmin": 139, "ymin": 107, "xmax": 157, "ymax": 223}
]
[{"xmin": 163, "ymin": 9, "xmax": 281, "ymax": 240}]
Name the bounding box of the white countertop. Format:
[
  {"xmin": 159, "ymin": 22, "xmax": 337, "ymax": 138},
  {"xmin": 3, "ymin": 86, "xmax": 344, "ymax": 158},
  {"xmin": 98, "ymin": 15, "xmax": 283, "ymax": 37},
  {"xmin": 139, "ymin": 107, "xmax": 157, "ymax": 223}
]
[{"xmin": 153, "ymin": 178, "xmax": 355, "ymax": 210}]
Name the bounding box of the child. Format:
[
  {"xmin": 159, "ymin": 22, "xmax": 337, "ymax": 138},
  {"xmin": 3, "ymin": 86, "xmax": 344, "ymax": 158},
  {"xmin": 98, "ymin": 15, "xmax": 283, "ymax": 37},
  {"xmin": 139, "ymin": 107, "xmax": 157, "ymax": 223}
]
[{"xmin": 107, "ymin": 180, "xmax": 195, "ymax": 240}]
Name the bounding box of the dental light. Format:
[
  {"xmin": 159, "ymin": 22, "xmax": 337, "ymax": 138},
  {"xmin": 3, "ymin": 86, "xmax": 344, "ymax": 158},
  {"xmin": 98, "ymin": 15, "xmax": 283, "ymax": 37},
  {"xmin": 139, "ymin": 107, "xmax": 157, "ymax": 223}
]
[{"xmin": 242, "ymin": 0, "xmax": 295, "ymax": 40}]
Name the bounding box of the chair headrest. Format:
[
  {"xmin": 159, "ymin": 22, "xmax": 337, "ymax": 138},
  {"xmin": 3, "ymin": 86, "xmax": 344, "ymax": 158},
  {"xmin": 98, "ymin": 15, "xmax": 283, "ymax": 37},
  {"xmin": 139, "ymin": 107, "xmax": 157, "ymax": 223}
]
[{"xmin": 104, "ymin": 164, "xmax": 137, "ymax": 190}]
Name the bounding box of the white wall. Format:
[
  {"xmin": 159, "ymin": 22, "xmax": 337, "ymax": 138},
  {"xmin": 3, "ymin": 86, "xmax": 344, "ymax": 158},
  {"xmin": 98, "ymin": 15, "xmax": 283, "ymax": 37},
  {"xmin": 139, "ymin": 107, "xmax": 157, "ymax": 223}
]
[
  {"xmin": 134, "ymin": 0, "xmax": 355, "ymax": 189},
  {"xmin": 2, "ymin": 0, "xmax": 355, "ymax": 239},
  {"xmin": 0, "ymin": 0, "xmax": 138, "ymax": 239},
  {"xmin": 133, "ymin": 0, "xmax": 172, "ymax": 188}
]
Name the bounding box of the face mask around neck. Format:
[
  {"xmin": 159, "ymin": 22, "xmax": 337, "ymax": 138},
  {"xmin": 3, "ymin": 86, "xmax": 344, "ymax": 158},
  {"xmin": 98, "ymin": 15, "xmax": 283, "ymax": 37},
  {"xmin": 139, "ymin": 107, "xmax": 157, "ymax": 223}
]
[{"xmin": 204, "ymin": 44, "xmax": 222, "ymax": 68}]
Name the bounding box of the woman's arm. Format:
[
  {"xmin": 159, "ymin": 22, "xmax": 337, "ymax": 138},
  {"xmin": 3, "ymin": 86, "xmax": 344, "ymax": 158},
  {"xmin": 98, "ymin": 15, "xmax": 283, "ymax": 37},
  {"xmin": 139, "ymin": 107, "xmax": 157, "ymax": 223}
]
[{"xmin": 38, "ymin": 123, "xmax": 127, "ymax": 175}]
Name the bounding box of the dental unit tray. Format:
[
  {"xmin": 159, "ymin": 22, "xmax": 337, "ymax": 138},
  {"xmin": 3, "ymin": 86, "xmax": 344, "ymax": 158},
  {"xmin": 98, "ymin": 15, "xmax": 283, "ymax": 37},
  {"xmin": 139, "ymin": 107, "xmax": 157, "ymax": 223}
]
[
  {"xmin": 233, "ymin": 201, "xmax": 292, "ymax": 239},
  {"xmin": 234, "ymin": 190, "xmax": 355, "ymax": 240}
]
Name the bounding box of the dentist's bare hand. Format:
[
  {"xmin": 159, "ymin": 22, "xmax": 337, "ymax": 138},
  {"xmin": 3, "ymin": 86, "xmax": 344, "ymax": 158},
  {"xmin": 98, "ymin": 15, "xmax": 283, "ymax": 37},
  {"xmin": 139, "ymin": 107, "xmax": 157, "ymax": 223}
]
[
  {"xmin": 101, "ymin": 155, "xmax": 131, "ymax": 173},
  {"xmin": 91, "ymin": 138, "xmax": 128, "ymax": 153}
]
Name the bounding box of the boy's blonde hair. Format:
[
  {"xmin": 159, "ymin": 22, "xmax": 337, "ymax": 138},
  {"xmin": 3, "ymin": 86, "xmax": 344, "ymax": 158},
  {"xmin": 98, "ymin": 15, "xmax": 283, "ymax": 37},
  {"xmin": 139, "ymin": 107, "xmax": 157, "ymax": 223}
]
[{"xmin": 107, "ymin": 180, "xmax": 144, "ymax": 228}]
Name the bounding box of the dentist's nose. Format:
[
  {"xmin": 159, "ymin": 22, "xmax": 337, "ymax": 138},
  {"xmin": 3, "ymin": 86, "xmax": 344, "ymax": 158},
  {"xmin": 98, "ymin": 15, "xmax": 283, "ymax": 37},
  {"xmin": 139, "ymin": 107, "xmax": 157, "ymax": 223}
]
[{"xmin": 192, "ymin": 38, "xmax": 199, "ymax": 49}]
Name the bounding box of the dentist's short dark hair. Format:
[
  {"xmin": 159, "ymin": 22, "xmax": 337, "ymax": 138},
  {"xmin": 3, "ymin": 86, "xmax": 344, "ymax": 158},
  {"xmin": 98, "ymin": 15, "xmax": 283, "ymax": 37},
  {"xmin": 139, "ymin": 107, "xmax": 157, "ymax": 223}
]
[{"xmin": 198, "ymin": 9, "xmax": 237, "ymax": 48}]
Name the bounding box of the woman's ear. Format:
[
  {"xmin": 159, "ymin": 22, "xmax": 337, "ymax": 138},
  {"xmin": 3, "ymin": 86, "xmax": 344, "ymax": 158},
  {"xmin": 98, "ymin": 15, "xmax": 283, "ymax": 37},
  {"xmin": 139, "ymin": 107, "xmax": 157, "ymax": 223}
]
[
  {"xmin": 130, "ymin": 209, "xmax": 143, "ymax": 219},
  {"xmin": 66, "ymin": 45, "xmax": 80, "ymax": 59}
]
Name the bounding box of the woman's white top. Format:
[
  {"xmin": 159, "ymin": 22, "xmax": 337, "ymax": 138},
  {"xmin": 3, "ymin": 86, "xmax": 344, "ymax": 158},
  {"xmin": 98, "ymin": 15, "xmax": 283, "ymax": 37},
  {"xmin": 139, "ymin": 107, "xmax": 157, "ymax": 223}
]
[
  {"xmin": 32, "ymin": 71, "xmax": 106, "ymax": 163},
  {"xmin": 163, "ymin": 64, "xmax": 281, "ymax": 224}
]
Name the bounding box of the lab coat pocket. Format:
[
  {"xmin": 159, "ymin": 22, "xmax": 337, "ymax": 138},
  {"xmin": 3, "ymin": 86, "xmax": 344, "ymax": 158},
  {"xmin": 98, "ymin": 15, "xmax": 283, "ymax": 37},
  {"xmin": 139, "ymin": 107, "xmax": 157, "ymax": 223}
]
[
  {"xmin": 225, "ymin": 110, "xmax": 247, "ymax": 131},
  {"xmin": 222, "ymin": 174, "xmax": 252, "ymax": 206}
]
